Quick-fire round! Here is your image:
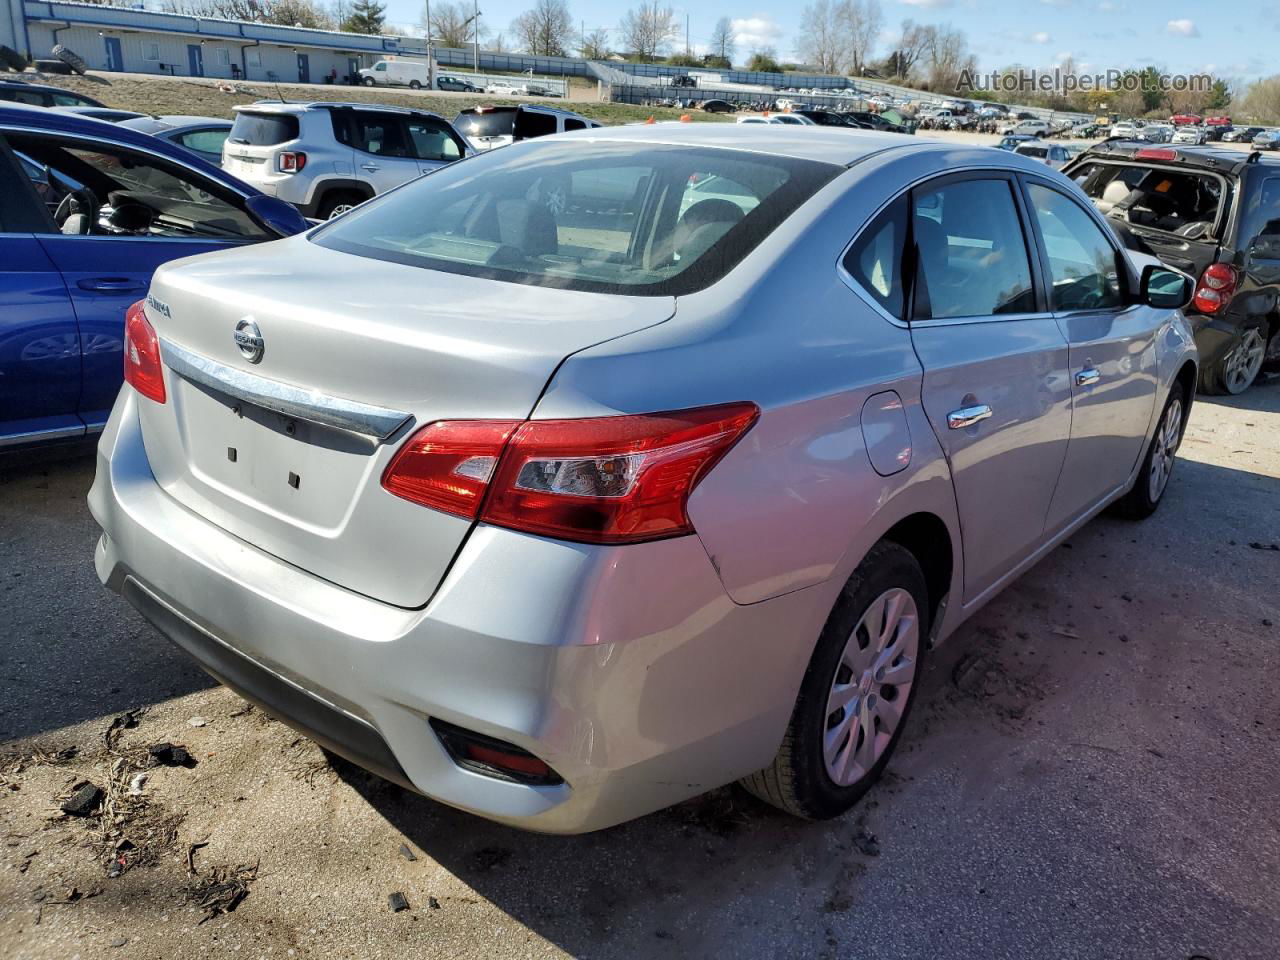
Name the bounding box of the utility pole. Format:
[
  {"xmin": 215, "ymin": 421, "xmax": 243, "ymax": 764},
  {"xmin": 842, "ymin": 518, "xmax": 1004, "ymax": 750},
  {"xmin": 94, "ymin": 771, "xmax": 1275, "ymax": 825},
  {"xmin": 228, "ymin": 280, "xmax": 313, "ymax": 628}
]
[
  {"xmin": 473, "ymin": 0, "xmax": 480, "ymax": 72},
  {"xmin": 425, "ymin": 0, "xmax": 434, "ymax": 88}
]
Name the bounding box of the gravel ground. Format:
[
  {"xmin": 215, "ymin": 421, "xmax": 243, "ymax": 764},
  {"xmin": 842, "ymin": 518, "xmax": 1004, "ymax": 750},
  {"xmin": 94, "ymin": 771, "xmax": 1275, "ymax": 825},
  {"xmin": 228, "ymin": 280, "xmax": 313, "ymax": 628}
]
[{"xmin": 1, "ymin": 371, "xmax": 1278, "ymax": 959}]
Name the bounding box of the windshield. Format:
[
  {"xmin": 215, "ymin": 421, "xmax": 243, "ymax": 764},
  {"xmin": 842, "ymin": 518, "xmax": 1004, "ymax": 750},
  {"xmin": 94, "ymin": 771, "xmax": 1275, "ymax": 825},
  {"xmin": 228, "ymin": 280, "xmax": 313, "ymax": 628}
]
[
  {"xmin": 228, "ymin": 111, "xmax": 299, "ymax": 146},
  {"xmin": 1070, "ymin": 160, "xmax": 1223, "ymax": 237},
  {"xmin": 454, "ymin": 108, "xmax": 517, "ymax": 139},
  {"xmin": 312, "ymin": 140, "xmax": 839, "ymax": 296}
]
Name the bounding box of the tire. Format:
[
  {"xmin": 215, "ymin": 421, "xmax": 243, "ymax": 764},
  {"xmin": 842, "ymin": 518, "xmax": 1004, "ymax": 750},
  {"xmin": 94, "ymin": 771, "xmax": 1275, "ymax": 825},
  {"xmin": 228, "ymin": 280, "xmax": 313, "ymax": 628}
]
[
  {"xmin": 409, "ymin": 79, "xmax": 421, "ymax": 90},
  {"xmin": 33, "ymin": 58, "xmax": 71, "ymax": 75},
  {"xmin": 317, "ymin": 190, "xmax": 366, "ymax": 220},
  {"xmin": 362, "ymin": 76, "xmax": 375, "ymax": 87},
  {"xmin": 1204, "ymin": 325, "xmax": 1266, "ymax": 395},
  {"xmin": 0, "ymin": 44, "xmax": 28, "ymax": 73},
  {"xmin": 1114, "ymin": 386, "xmax": 1185, "ymax": 519},
  {"xmin": 741, "ymin": 541, "xmax": 930, "ymax": 819},
  {"xmin": 52, "ymin": 44, "xmax": 87, "ymax": 76}
]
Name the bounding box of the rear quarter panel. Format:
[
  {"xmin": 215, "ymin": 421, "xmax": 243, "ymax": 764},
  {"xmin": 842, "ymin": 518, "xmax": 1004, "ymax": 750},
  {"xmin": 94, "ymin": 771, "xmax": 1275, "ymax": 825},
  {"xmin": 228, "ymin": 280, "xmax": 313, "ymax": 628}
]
[{"xmin": 534, "ymin": 152, "xmax": 964, "ymax": 618}]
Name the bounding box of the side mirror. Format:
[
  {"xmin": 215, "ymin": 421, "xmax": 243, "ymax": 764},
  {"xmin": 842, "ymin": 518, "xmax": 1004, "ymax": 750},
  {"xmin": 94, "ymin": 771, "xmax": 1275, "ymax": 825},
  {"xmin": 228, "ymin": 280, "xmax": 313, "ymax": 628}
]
[
  {"xmin": 1140, "ymin": 263, "xmax": 1194, "ymax": 310},
  {"xmin": 244, "ymin": 194, "xmax": 309, "ymax": 238}
]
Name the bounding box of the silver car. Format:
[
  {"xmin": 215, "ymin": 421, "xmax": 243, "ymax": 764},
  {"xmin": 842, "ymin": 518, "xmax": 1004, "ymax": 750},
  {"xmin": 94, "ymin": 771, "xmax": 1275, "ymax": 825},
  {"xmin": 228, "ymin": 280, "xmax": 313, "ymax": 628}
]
[{"xmin": 90, "ymin": 126, "xmax": 1199, "ymax": 833}]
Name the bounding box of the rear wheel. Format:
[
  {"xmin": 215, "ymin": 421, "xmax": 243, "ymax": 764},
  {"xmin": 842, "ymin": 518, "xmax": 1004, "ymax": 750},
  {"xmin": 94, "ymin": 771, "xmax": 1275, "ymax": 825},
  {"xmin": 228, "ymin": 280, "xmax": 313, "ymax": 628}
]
[
  {"xmin": 1115, "ymin": 387, "xmax": 1184, "ymax": 519},
  {"xmin": 409, "ymin": 79, "xmax": 421, "ymax": 90},
  {"xmin": 317, "ymin": 191, "xmax": 366, "ymax": 220},
  {"xmin": 741, "ymin": 541, "xmax": 929, "ymax": 819},
  {"xmin": 1204, "ymin": 326, "xmax": 1266, "ymax": 395},
  {"xmin": 362, "ymin": 76, "xmax": 375, "ymax": 87}
]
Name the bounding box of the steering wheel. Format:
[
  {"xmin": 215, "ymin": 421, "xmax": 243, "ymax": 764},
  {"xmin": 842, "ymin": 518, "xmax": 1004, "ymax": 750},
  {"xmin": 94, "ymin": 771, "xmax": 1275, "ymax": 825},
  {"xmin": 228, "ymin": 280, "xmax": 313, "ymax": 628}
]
[{"xmin": 53, "ymin": 188, "xmax": 99, "ymax": 235}]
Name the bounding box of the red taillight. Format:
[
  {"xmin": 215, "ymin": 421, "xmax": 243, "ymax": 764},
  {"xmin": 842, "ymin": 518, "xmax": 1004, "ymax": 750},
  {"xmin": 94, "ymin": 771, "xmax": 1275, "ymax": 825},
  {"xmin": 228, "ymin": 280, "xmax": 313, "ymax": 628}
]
[
  {"xmin": 278, "ymin": 151, "xmax": 306, "ymax": 172},
  {"xmin": 1193, "ymin": 263, "xmax": 1238, "ymax": 314},
  {"xmin": 1135, "ymin": 148, "xmax": 1177, "ymax": 161},
  {"xmin": 123, "ymin": 300, "xmax": 166, "ymax": 404},
  {"xmin": 381, "ymin": 419, "xmax": 520, "ymax": 518},
  {"xmin": 382, "ymin": 403, "xmax": 759, "ymax": 544}
]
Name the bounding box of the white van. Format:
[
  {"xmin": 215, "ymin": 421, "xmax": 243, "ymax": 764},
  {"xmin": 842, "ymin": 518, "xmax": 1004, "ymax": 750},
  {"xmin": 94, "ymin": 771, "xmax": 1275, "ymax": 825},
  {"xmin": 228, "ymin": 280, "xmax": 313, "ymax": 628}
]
[{"xmin": 359, "ymin": 60, "xmax": 431, "ymax": 90}]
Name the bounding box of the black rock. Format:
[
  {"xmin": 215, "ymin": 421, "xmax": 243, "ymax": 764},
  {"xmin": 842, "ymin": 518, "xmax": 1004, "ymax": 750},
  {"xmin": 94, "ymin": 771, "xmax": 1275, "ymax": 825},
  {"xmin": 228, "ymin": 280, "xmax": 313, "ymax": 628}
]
[
  {"xmin": 60, "ymin": 782, "xmax": 103, "ymax": 816},
  {"xmin": 398, "ymin": 843, "xmax": 417, "ymax": 862},
  {"xmin": 388, "ymin": 891, "xmax": 409, "ymax": 912},
  {"xmin": 149, "ymin": 743, "xmax": 196, "ymax": 768}
]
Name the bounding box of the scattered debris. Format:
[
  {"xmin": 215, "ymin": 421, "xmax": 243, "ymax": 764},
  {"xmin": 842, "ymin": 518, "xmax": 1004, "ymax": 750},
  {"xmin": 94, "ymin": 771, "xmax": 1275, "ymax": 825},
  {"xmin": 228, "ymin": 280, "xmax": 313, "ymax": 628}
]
[
  {"xmin": 187, "ymin": 840, "xmax": 210, "ymax": 875},
  {"xmin": 388, "ymin": 891, "xmax": 409, "ymax": 912},
  {"xmin": 104, "ymin": 709, "xmax": 145, "ymax": 750},
  {"xmin": 852, "ymin": 827, "xmax": 881, "ymax": 857},
  {"xmin": 1248, "ymin": 542, "xmax": 1279, "ymax": 552},
  {"xmin": 1051, "ymin": 627, "xmax": 1081, "ymax": 639},
  {"xmin": 110, "ymin": 938, "xmax": 128, "ymax": 949},
  {"xmin": 952, "ymin": 654, "xmax": 990, "ymax": 696},
  {"xmin": 189, "ymin": 862, "xmax": 258, "ymax": 923},
  {"xmin": 128, "ymin": 773, "xmax": 148, "ymax": 796},
  {"xmin": 61, "ymin": 782, "xmax": 104, "ymax": 817},
  {"xmin": 398, "ymin": 843, "xmax": 417, "ymax": 862},
  {"xmin": 428, "ymin": 896, "xmax": 441, "ymax": 910},
  {"xmin": 187, "ymin": 716, "xmax": 209, "ymax": 728},
  {"xmin": 148, "ymin": 743, "xmax": 196, "ymax": 768}
]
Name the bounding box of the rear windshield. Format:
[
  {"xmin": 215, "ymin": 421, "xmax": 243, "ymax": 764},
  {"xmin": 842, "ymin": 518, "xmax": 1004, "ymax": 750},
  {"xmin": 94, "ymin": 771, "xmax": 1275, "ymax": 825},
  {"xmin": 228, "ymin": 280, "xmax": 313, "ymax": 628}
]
[
  {"xmin": 1016, "ymin": 146, "xmax": 1048, "ymax": 158},
  {"xmin": 311, "ymin": 141, "xmax": 840, "ymax": 296},
  {"xmin": 1070, "ymin": 160, "xmax": 1224, "ymax": 237},
  {"xmin": 227, "ymin": 111, "xmax": 299, "ymax": 147},
  {"xmin": 454, "ymin": 108, "xmax": 517, "ymax": 139}
]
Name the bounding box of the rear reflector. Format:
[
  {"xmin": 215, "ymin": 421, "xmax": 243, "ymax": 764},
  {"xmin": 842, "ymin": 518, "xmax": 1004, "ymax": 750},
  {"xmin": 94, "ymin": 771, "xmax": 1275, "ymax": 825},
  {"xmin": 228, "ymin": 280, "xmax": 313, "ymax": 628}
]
[
  {"xmin": 382, "ymin": 403, "xmax": 759, "ymax": 544},
  {"xmin": 123, "ymin": 300, "xmax": 166, "ymax": 404},
  {"xmin": 1135, "ymin": 148, "xmax": 1178, "ymax": 161},
  {"xmin": 429, "ymin": 719, "xmax": 562, "ymax": 786}
]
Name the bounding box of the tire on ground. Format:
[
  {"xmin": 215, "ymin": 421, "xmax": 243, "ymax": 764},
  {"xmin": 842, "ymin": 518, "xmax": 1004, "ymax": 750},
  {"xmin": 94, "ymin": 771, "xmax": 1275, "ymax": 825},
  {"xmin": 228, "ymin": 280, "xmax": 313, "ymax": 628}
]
[
  {"xmin": 52, "ymin": 44, "xmax": 87, "ymax": 75},
  {"xmin": 1113, "ymin": 385, "xmax": 1186, "ymax": 520},
  {"xmin": 740, "ymin": 540, "xmax": 931, "ymax": 819}
]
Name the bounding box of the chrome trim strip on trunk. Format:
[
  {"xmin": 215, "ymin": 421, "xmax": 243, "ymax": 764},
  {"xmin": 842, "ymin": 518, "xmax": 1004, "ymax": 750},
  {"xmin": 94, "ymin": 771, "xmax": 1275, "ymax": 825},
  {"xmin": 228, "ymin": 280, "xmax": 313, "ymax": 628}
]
[{"xmin": 159, "ymin": 338, "xmax": 413, "ymax": 442}]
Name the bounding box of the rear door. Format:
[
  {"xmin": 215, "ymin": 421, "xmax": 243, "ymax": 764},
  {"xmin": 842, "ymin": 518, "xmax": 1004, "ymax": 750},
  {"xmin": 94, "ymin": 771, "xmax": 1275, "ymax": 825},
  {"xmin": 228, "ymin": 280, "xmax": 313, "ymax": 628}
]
[
  {"xmin": 6, "ymin": 128, "xmax": 273, "ymax": 428},
  {"xmin": 352, "ymin": 112, "xmax": 424, "ymax": 194},
  {"xmin": 1021, "ymin": 177, "xmax": 1159, "ymax": 531},
  {"xmin": 906, "ymin": 172, "xmax": 1073, "ymax": 604},
  {"xmin": 0, "ymin": 139, "xmax": 82, "ymax": 445}
]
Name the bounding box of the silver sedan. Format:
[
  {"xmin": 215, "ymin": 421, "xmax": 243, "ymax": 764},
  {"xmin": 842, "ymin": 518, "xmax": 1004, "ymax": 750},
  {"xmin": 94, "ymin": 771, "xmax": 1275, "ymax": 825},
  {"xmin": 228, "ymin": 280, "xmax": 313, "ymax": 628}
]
[{"xmin": 90, "ymin": 125, "xmax": 1198, "ymax": 832}]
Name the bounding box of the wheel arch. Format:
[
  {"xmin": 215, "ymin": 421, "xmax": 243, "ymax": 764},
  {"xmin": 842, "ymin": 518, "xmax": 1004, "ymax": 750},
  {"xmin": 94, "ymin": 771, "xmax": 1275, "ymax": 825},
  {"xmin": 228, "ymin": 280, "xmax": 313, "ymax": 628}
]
[{"xmin": 879, "ymin": 511, "xmax": 954, "ymax": 638}]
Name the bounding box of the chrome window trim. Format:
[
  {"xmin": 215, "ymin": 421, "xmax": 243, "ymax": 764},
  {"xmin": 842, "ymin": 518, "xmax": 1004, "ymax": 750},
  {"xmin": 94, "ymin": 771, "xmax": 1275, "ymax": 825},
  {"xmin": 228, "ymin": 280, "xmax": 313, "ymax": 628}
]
[
  {"xmin": 835, "ymin": 162, "xmax": 1057, "ymax": 328},
  {"xmin": 159, "ymin": 338, "xmax": 412, "ymax": 442}
]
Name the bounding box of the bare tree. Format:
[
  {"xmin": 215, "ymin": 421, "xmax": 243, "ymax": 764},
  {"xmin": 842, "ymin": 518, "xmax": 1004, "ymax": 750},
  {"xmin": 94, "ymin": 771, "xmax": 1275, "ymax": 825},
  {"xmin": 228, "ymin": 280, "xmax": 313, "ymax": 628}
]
[
  {"xmin": 797, "ymin": 1, "xmax": 847, "ymax": 75},
  {"xmin": 841, "ymin": 0, "xmax": 881, "ymax": 76},
  {"xmin": 488, "ymin": 31, "xmax": 510, "ymax": 52},
  {"xmin": 708, "ymin": 16, "xmax": 735, "ymax": 64},
  {"xmin": 422, "ymin": 0, "xmax": 484, "ymax": 47},
  {"xmin": 922, "ymin": 22, "xmax": 972, "ymax": 92},
  {"xmin": 581, "ymin": 26, "xmax": 610, "ymax": 59},
  {"xmin": 168, "ymin": 0, "xmax": 335, "ymax": 27},
  {"xmin": 511, "ymin": 0, "xmax": 574, "ymax": 56},
  {"xmin": 617, "ymin": 1, "xmax": 678, "ymax": 61}
]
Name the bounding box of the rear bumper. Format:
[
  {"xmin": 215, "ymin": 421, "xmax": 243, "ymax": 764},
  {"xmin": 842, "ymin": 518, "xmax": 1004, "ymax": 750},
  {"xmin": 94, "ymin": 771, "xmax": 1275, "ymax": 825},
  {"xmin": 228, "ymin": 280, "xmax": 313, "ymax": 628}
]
[{"xmin": 89, "ymin": 390, "xmax": 818, "ymax": 833}]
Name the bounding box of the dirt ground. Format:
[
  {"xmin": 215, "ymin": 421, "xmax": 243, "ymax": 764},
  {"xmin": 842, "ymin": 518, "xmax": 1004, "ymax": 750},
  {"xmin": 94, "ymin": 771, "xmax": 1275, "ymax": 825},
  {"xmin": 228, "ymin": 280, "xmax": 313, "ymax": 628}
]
[{"xmin": 1, "ymin": 369, "xmax": 1278, "ymax": 959}]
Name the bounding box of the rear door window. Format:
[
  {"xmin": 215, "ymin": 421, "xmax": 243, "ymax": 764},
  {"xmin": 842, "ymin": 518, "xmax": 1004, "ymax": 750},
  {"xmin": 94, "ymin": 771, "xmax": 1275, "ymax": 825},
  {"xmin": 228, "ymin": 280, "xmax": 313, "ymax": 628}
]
[
  {"xmin": 227, "ymin": 112, "xmax": 299, "ymax": 146},
  {"xmin": 354, "ymin": 114, "xmax": 410, "ymax": 157},
  {"xmin": 514, "ymin": 110, "xmax": 558, "ymax": 139},
  {"xmin": 912, "ymin": 178, "xmax": 1036, "ymax": 320}
]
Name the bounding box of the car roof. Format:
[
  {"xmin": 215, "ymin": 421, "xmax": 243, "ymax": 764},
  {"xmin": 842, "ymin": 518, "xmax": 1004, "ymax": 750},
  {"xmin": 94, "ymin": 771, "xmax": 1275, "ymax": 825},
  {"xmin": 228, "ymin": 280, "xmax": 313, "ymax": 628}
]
[
  {"xmin": 241, "ymin": 100, "xmax": 444, "ymax": 120},
  {"xmin": 548, "ymin": 122, "xmax": 944, "ymax": 166}
]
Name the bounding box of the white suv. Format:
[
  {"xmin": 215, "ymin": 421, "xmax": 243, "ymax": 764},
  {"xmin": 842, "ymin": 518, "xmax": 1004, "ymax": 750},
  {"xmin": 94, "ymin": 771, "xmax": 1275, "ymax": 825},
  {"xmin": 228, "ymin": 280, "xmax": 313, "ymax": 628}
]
[
  {"xmin": 1000, "ymin": 118, "xmax": 1049, "ymax": 137},
  {"xmin": 222, "ymin": 101, "xmax": 472, "ymax": 219}
]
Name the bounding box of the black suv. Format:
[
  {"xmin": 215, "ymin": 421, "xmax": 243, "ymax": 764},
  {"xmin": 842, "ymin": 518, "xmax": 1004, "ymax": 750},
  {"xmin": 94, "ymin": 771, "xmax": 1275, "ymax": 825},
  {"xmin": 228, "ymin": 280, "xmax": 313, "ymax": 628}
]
[
  {"xmin": 0, "ymin": 79, "xmax": 105, "ymax": 108},
  {"xmin": 1064, "ymin": 141, "xmax": 1280, "ymax": 394}
]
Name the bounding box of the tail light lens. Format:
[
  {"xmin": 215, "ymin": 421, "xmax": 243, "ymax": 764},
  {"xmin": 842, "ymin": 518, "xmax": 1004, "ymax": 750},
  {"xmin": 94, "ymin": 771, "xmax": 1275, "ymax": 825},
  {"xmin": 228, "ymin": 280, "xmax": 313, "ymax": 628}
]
[
  {"xmin": 123, "ymin": 300, "xmax": 166, "ymax": 404},
  {"xmin": 1193, "ymin": 263, "xmax": 1238, "ymax": 313},
  {"xmin": 382, "ymin": 403, "xmax": 759, "ymax": 545},
  {"xmin": 278, "ymin": 151, "xmax": 306, "ymax": 172}
]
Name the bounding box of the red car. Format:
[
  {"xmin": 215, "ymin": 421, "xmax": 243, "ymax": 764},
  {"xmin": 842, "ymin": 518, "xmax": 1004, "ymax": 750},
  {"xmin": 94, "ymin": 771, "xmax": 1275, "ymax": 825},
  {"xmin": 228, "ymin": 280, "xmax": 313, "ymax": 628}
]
[
  {"xmin": 1205, "ymin": 115, "xmax": 1232, "ymax": 126},
  {"xmin": 1171, "ymin": 114, "xmax": 1203, "ymax": 126}
]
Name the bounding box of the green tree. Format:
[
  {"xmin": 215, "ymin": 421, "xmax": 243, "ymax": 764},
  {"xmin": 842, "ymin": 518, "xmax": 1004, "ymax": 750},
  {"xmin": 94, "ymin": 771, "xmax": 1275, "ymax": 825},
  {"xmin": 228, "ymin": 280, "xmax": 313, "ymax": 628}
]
[
  {"xmin": 342, "ymin": 0, "xmax": 386, "ymax": 33},
  {"xmin": 1205, "ymin": 78, "xmax": 1232, "ymax": 110},
  {"xmin": 746, "ymin": 50, "xmax": 781, "ymax": 73}
]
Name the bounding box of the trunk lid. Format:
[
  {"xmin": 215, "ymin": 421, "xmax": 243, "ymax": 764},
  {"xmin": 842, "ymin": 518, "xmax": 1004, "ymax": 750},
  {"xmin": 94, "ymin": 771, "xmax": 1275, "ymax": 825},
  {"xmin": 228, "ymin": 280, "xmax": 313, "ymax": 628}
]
[{"xmin": 139, "ymin": 236, "xmax": 674, "ymax": 608}]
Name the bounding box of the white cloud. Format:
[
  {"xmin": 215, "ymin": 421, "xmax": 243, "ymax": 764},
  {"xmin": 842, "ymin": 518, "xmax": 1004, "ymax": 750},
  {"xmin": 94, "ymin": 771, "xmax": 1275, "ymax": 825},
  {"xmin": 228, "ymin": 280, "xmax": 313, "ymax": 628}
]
[
  {"xmin": 1096, "ymin": 0, "xmax": 1120, "ymax": 10},
  {"xmin": 730, "ymin": 16, "xmax": 784, "ymax": 52},
  {"xmin": 1030, "ymin": 31, "xmax": 1051, "ymax": 43},
  {"xmin": 898, "ymin": 0, "xmax": 953, "ymax": 9},
  {"xmin": 1166, "ymin": 18, "xmax": 1198, "ymax": 37},
  {"xmin": 1055, "ymin": 51, "xmax": 1073, "ymax": 62}
]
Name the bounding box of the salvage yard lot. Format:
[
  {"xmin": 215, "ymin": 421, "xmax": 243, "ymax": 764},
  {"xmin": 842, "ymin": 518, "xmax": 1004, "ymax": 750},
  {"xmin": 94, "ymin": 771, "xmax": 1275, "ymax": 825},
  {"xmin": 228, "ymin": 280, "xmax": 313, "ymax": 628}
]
[{"xmin": 1, "ymin": 379, "xmax": 1278, "ymax": 958}]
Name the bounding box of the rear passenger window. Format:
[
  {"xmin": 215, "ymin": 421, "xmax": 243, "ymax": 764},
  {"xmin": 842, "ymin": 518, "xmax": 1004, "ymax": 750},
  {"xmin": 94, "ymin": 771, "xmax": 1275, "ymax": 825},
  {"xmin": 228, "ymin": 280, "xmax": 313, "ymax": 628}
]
[
  {"xmin": 564, "ymin": 118, "xmax": 587, "ymax": 131},
  {"xmin": 843, "ymin": 198, "xmax": 907, "ymax": 320},
  {"xmin": 1026, "ymin": 183, "xmax": 1124, "ymax": 311},
  {"xmin": 405, "ymin": 118, "xmax": 461, "ymax": 162},
  {"xmin": 912, "ymin": 179, "xmax": 1035, "ymax": 320},
  {"xmin": 355, "ymin": 115, "xmax": 409, "ymax": 157}
]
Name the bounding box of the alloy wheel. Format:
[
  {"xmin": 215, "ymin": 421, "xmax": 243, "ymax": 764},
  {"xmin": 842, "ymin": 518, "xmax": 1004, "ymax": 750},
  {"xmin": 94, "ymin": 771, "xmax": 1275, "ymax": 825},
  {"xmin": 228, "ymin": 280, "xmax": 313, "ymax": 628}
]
[
  {"xmin": 1224, "ymin": 329, "xmax": 1266, "ymax": 395},
  {"xmin": 823, "ymin": 587, "xmax": 920, "ymax": 787},
  {"xmin": 1148, "ymin": 396, "xmax": 1182, "ymax": 503},
  {"xmin": 327, "ymin": 204, "xmax": 355, "ymax": 219}
]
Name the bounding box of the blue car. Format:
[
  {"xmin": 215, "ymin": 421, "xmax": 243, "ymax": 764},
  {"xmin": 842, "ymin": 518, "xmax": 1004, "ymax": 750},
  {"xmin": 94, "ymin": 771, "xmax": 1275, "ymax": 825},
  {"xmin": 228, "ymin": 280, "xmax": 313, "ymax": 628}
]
[{"xmin": 0, "ymin": 104, "xmax": 308, "ymax": 451}]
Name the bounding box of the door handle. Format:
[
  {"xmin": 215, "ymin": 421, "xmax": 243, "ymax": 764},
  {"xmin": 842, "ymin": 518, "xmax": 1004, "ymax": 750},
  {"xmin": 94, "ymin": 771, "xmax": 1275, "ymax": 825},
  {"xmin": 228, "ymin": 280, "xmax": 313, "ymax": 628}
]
[
  {"xmin": 1075, "ymin": 367, "xmax": 1101, "ymax": 386},
  {"xmin": 360, "ymin": 163, "xmax": 379, "ymax": 171},
  {"xmin": 947, "ymin": 404, "xmax": 993, "ymax": 429},
  {"xmin": 77, "ymin": 278, "xmax": 145, "ymax": 294}
]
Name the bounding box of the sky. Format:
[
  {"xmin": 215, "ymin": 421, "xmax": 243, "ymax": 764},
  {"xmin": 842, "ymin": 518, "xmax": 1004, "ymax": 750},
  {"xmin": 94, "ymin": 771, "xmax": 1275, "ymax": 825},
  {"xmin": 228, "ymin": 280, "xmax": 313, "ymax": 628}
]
[{"xmin": 379, "ymin": 0, "xmax": 1275, "ymax": 83}]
